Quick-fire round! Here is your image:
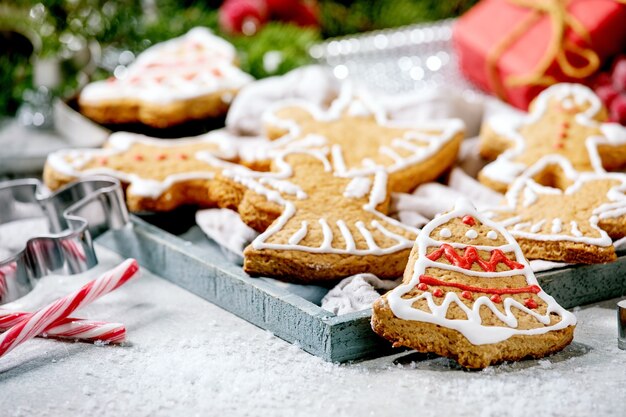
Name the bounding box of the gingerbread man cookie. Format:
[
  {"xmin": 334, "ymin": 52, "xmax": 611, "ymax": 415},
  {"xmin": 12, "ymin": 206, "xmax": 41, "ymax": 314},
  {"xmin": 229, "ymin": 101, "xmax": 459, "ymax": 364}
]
[
  {"xmin": 224, "ymin": 151, "xmax": 420, "ymax": 282},
  {"xmin": 372, "ymin": 199, "xmax": 576, "ymax": 369},
  {"xmin": 239, "ymin": 84, "xmax": 465, "ymax": 193},
  {"xmin": 479, "ymin": 83, "xmax": 626, "ymax": 193},
  {"xmin": 44, "ymin": 130, "xmax": 241, "ymax": 212},
  {"xmin": 79, "ymin": 28, "xmax": 253, "ymax": 128},
  {"xmin": 485, "ymin": 156, "xmax": 626, "ymax": 264}
]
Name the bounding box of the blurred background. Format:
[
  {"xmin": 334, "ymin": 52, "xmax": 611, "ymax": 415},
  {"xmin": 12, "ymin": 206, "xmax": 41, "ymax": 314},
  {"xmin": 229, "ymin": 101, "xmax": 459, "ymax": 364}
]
[{"xmin": 0, "ymin": 0, "xmax": 477, "ymax": 118}]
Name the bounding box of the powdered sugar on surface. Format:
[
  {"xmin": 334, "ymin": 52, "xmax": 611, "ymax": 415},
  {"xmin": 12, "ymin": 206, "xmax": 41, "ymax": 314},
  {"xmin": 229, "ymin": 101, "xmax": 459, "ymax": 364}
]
[{"xmin": 0, "ymin": 246, "xmax": 624, "ymax": 417}]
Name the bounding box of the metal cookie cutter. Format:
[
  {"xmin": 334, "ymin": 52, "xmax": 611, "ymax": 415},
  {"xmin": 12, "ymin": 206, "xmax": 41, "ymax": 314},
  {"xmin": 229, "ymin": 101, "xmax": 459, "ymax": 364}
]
[{"xmin": 0, "ymin": 176, "xmax": 129, "ymax": 304}]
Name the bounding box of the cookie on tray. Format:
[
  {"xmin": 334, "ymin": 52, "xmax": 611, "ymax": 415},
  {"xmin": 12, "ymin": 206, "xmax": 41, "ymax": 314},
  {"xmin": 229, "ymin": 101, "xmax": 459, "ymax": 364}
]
[
  {"xmin": 78, "ymin": 27, "xmax": 253, "ymax": 128},
  {"xmin": 478, "ymin": 83, "xmax": 626, "ymax": 193},
  {"xmin": 230, "ymin": 151, "xmax": 420, "ymax": 282},
  {"xmin": 44, "ymin": 130, "xmax": 242, "ymax": 212},
  {"xmin": 372, "ymin": 199, "xmax": 577, "ymax": 369},
  {"xmin": 485, "ymin": 156, "xmax": 626, "ymax": 264},
  {"xmin": 239, "ymin": 84, "xmax": 465, "ymax": 192}
]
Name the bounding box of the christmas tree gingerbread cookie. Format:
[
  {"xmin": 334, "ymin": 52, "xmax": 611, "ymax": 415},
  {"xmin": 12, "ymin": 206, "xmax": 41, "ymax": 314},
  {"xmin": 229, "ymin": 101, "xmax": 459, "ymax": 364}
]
[
  {"xmin": 479, "ymin": 83, "xmax": 626, "ymax": 193},
  {"xmin": 44, "ymin": 130, "xmax": 242, "ymax": 212},
  {"xmin": 372, "ymin": 199, "xmax": 577, "ymax": 369},
  {"xmin": 79, "ymin": 27, "xmax": 253, "ymax": 128},
  {"xmin": 226, "ymin": 151, "xmax": 420, "ymax": 282},
  {"xmin": 240, "ymin": 84, "xmax": 465, "ymax": 193},
  {"xmin": 486, "ymin": 156, "xmax": 626, "ymax": 264}
]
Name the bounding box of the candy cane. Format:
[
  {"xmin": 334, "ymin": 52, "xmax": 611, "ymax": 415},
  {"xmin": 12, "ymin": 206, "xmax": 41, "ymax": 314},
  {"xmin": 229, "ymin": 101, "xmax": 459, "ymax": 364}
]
[
  {"xmin": 0, "ymin": 310, "xmax": 126, "ymax": 344},
  {"xmin": 0, "ymin": 258, "xmax": 139, "ymax": 358}
]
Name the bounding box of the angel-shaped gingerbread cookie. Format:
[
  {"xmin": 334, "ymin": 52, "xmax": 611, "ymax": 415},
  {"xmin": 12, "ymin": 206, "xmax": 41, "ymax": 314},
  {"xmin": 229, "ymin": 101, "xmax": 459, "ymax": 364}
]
[
  {"xmin": 479, "ymin": 83, "xmax": 626, "ymax": 193},
  {"xmin": 239, "ymin": 84, "xmax": 465, "ymax": 193},
  {"xmin": 486, "ymin": 156, "xmax": 626, "ymax": 264},
  {"xmin": 44, "ymin": 130, "xmax": 242, "ymax": 212},
  {"xmin": 224, "ymin": 150, "xmax": 420, "ymax": 282}
]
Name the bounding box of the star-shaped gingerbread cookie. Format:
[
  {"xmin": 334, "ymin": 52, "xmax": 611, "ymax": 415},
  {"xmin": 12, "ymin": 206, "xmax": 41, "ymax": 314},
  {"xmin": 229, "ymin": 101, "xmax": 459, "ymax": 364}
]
[
  {"xmin": 239, "ymin": 84, "xmax": 465, "ymax": 193},
  {"xmin": 44, "ymin": 130, "xmax": 242, "ymax": 212},
  {"xmin": 485, "ymin": 156, "xmax": 626, "ymax": 264},
  {"xmin": 479, "ymin": 83, "xmax": 626, "ymax": 193},
  {"xmin": 223, "ymin": 150, "xmax": 420, "ymax": 282}
]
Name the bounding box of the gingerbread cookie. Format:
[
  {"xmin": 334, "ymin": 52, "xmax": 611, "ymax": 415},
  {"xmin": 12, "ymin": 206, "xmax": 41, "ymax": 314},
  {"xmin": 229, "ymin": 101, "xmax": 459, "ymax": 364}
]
[
  {"xmin": 79, "ymin": 28, "xmax": 253, "ymax": 128},
  {"xmin": 479, "ymin": 83, "xmax": 626, "ymax": 193},
  {"xmin": 239, "ymin": 84, "xmax": 465, "ymax": 192},
  {"xmin": 227, "ymin": 151, "xmax": 420, "ymax": 282},
  {"xmin": 44, "ymin": 130, "xmax": 241, "ymax": 212},
  {"xmin": 372, "ymin": 199, "xmax": 576, "ymax": 369},
  {"xmin": 485, "ymin": 156, "xmax": 626, "ymax": 264}
]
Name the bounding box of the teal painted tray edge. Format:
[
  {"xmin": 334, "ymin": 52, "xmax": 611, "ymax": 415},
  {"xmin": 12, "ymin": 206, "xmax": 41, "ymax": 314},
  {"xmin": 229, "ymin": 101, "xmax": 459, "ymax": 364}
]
[{"xmin": 96, "ymin": 217, "xmax": 626, "ymax": 363}]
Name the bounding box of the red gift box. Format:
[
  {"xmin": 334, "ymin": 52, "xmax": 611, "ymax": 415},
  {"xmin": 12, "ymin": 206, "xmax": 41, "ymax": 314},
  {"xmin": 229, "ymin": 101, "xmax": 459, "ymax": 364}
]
[{"xmin": 453, "ymin": 0, "xmax": 626, "ymax": 109}]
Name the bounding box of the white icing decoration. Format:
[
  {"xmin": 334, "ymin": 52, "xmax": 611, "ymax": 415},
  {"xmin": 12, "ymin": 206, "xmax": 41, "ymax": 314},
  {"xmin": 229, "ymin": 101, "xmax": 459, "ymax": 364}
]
[
  {"xmin": 439, "ymin": 228, "xmax": 452, "ymax": 238},
  {"xmin": 481, "ymin": 83, "xmax": 626, "ymax": 186},
  {"xmin": 570, "ymin": 221, "xmax": 583, "ymax": 237},
  {"xmin": 485, "ymin": 155, "xmax": 626, "ymax": 247},
  {"xmin": 288, "ymin": 221, "xmax": 308, "ymax": 245},
  {"xmin": 387, "ymin": 198, "xmax": 577, "ymax": 346},
  {"xmin": 487, "ymin": 230, "xmax": 498, "ymax": 240},
  {"xmin": 80, "ymin": 27, "xmax": 253, "ymax": 105},
  {"xmin": 343, "ymin": 177, "xmax": 372, "ymax": 199},
  {"xmin": 46, "ymin": 130, "xmax": 239, "ymax": 198},
  {"xmin": 465, "ymin": 230, "xmax": 478, "ymax": 239}
]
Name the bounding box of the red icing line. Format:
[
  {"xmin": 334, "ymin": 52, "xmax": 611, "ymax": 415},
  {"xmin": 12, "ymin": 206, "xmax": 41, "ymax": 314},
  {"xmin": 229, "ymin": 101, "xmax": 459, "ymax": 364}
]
[
  {"xmin": 462, "ymin": 215, "xmax": 475, "ymax": 226},
  {"xmin": 427, "ymin": 244, "xmax": 525, "ymax": 272},
  {"xmin": 418, "ymin": 275, "xmax": 541, "ymax": 296}
]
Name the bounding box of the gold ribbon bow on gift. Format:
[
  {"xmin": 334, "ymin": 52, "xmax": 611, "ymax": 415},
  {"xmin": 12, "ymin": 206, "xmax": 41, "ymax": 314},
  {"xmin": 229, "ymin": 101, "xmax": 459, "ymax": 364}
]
[{"xmin": 486, "ymin": 0, "xmax": 625, "ymax": 101}]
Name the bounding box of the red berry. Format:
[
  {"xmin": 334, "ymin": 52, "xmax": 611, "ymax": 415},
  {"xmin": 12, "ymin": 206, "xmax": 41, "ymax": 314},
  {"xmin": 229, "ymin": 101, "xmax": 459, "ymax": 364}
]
[
  {"xmin": 432, "ymin": 288, "xmax": 444, "ymax": 297},
  {"xmin": 612, "ymin": 57, "xmax": 626, "ymax": 91},
  {"xmin": 596, "ymin": 85, "xmax": 619, "ymax": 108},
  {"xmin": 219, "ymin": 0, "xmax": 268, "ymax": 35},
  {"xmin": 490, "ymin": 294, "xmax": 502, "ymax": 303},
  {"xmin": 609, "ymin": 94, "xmax": 626, "ymax": 125},
  {"xmin": 460, "ymin": 291, "xmax": 473, "ymax": 300},
  {"xmin": 417, "ymin": 283, "xmax": 428, "ymax": 291}
]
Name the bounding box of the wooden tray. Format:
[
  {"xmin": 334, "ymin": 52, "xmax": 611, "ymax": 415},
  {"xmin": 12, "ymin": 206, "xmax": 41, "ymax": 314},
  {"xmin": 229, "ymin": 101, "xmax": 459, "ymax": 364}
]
[{"xmin": 96, "ymin": 216, "xmax": 626, "ymax": 363}]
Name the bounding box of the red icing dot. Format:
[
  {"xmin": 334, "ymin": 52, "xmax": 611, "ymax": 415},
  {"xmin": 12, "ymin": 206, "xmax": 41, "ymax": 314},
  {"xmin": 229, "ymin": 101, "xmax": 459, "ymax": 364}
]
[
  {"xmin": 417, "ymin": 283, "xmax": 428, "ymax": 291},
  {"xmin": 553, "ymin": 142, "xmax": 564, "ymax": 149},
  {"xmin": 98, "ymin": 157, "xmax": 108, "ymax": 165},
  {"xmin": 561, "ymin": 121, "xmax": 569, "ymax": 129},
  {"xmin": 462, "ymin": 215, "xmax": 475, "ymax": 226},
  {"xmin": 559, "ymin": 130, "xmax": 567, "ymax": 139},
  {"xmin": 490, "ymin": 294, "xmax": 502, "ymax": 303},
  {"xmin": 134, "ymin": 154, "xmax": 144, "ymax": 161},
  {"xmin": 460, "ymin": 291, "xmax": 473, "ymax": 300},
  {"xmin": 154, "ymin": 76, "xmax": 166, "ymax": 84},
  {"xmin": 432, "ymin": 288, "xmax": 444, "ymax": 297},
  {"xmin": 107, "ymin": 77, "xmax": 116, "ymax": 83},
  {"xmin": 524, "ymin": 298, "xmax": 538, "ymax": 309},
  {"xmin": 178, "ymin": 153, "xmax": 189, "ymax": 160},
  {"xmin": 184, "ymin": 73, "xmax": 197, "ymax": 80},
  {"xmin": 156, "ymin": 154, "xmax": 167, "ymax": 161},
  {"xmin": 212, "ymin": 68, "xmax": 222, "ymax": 77}
]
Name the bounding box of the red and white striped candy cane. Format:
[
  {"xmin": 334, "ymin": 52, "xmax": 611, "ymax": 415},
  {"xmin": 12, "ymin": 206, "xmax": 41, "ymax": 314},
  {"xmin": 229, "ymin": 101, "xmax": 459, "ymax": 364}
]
[
  {"xmin": 0, "ymin": 258, "xmax": 139, "ymax": 358},
  {"xmin": 0, "ymin": 310, "xmax": 126, "ymax": 344}
]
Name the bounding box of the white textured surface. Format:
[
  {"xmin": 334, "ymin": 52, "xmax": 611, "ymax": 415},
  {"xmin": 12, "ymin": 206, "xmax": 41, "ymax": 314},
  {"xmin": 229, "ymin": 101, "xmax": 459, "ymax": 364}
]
[{"xmin": 0, "ymin": 246, "xmax": 624, "ymax": 417}]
